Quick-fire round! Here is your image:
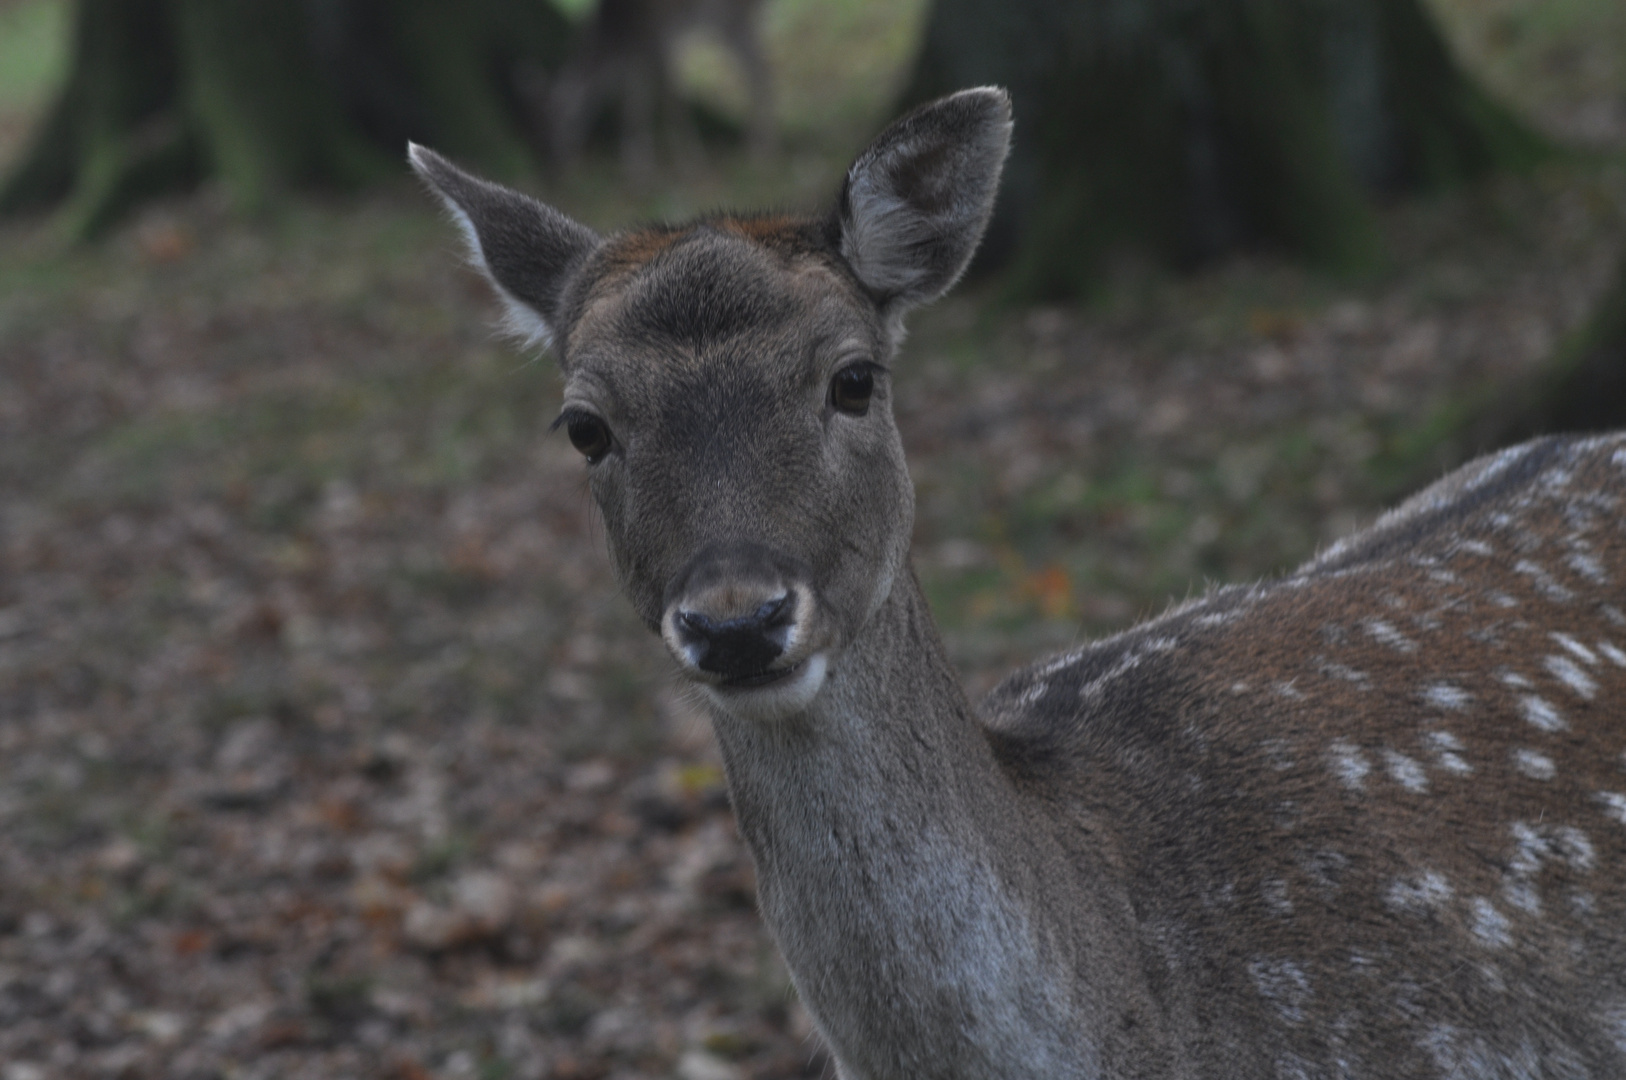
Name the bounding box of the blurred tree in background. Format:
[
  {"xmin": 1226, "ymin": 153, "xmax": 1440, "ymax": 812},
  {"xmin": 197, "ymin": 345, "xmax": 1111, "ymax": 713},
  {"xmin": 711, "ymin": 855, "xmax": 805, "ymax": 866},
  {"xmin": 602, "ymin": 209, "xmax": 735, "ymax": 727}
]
[
  {"xmin": 903, "ymin": 0, "xmax": 1550, "ymax": 298},
  {"xmin": 1475, "ymin": 250, "xmax": 1626, "ymax": 447},
  {"xmin": 0, "ymin": 0, "xmax": 571, "ymax": 237}
]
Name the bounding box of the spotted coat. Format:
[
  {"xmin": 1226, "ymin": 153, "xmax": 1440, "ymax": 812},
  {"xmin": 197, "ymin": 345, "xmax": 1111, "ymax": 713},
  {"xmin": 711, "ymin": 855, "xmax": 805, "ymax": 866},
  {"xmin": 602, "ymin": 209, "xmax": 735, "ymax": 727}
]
[{"xmin": 985, "ymin": 434, "xmax": 1626, "ymax": 1077}]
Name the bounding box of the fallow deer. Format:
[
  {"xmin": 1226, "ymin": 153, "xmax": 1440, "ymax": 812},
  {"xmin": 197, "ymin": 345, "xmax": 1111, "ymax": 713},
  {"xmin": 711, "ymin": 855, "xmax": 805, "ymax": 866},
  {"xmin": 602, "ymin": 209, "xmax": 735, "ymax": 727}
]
[{"xmin": 412, "ymin": 88, "xmax": 1626, "ymax": 1079}]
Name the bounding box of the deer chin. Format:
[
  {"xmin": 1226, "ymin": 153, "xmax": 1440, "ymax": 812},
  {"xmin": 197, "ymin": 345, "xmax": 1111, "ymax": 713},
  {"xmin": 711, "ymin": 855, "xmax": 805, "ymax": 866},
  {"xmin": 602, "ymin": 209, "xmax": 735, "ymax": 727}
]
[{"xmin": 699, "ymin": 652, "xmax": 829, "ymax": 722}]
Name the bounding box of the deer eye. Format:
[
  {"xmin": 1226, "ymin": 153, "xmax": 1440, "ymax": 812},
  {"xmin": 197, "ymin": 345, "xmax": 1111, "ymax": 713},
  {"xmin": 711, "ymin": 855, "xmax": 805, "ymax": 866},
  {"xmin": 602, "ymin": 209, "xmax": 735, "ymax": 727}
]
[
  {"xmin": 559, "ymin": 410, "xmax": 613, "ymax": 463},
  {"xmin": 830, "ymin": 364, "xmax": 876, "ymax": 416}
]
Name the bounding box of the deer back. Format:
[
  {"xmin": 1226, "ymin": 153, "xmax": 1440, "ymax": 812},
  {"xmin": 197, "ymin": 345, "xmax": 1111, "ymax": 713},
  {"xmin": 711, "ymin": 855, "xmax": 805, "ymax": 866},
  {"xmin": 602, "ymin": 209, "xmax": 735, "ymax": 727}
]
[{"xmin": 984, "ymin": 434, "xmax": 1626, "ymax": 1075}]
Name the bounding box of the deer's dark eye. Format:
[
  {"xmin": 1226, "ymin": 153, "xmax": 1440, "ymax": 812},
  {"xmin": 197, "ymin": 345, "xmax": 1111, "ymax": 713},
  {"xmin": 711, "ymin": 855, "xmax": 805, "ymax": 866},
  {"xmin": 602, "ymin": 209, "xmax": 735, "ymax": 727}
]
[
  {"xmin": 830, "ymin": 365, "xmax": 876, "ymax": 416},
  {"xmin": 563, "ymin": 411, "xmax": 613, "ymax": 463}
]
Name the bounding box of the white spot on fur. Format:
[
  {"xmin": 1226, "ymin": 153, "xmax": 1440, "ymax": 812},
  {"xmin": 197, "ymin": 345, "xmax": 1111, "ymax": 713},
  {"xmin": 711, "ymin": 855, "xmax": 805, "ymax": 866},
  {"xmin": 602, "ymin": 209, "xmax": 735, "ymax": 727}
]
[
  {"xmin": 1385, "ymin": 870, "xmax": 1453, "ymax": 913},
  {"xmin": 1297, "ymin": 849, "xmax": 1348, "ymax": 898},
  {"xmin": 1520, "ymin": 695, "xmax": 1566, "ymax": 733},
  {"xmin": 1515, "ymin": 559, "xmax": 1575, "ymax": 602},
  {"xmin": 1503, "ymin": 879, "xmax": 1541, "ymax": 915},
  {"xmin": 1567, "ymin": 551, "xmax": 1608, "ymax": 584},
  {"xmin": 1327, "ymin": 741, "xmax": 1369, "ymax": 791},
  {"xmin": 1365, "ymin": 619, "xmax": 1416, "ymax": 653},
  {"xmin": 1422, "ymin": 682, "xmax": 1471, "ymax": 711},
  {"xmin": 1383, "ymin": 749, "xmax": 1428, "ymax": 793},
  {"xmin": 1248, "ymin": 958, "xmax": 1312, "ymax": 1024},
  {"xmin": 1262, "ymin": 878, "xmax": 1293, "ymax": 916},
  {"xmin": 1035, "ymin": 652, "xmax": 1085, "ymax": 679},
  {"xmin": 1499, "ymin": 669, "xmax": 1534, "ymax": 690},
  {"xmin": 1274, "ymin": 680, "xmax": 1304, "ymax": 700},
  {"xmin": 1466, "ymin": 442, "xmax": 1534, "ymax": 490},
  {"xmin": 1202, "ymin": 879, "xmax": 1237, "ymax": 910},
  {"xmin": 1458, "ymin": 539, "xmax": 1495, "ymax": 557},
  {"xmin": 1555, "ymin": 826, "xmax": 1595, "ymax": 872},
  {"xmin": 1016, "ymin": 681, "xmax": 1048, "ymax": 709},
  {"xmin": 1599, "ymin": 641, "xmax": 1626, "ymax": 668},
  {"xmin": 1512, "ymin": 749, "xmax": 1556, "ymax": 780},
  {"xmin": 1425, "ymin": 731, "xmax": 1473, "ymax": 775},
  {"xmin": 1079, "ymin": 651, "xmax": 1143, "ymax": 701},
  {"xmin": 1544, "ymin": 654, "xmax": 1598, "ymax": 699},
  {"xmin": 1470, "ymin": 898, "xmax": 1513, "ymax": 949},
  {"xmin": 1316, "ymin": 660, "xmax": 1370, "ymax": 688},
  {"xmin": 1551, "ymin": 632, "xmax": 1599, "ymax": 665},
  {"xmin": 1596, "ymin": 791, "xmax": 1626, "ymax": 824},
  {"xmin": 1509, "ymin": 821, "xmax": 1549, "ymax": 876}
]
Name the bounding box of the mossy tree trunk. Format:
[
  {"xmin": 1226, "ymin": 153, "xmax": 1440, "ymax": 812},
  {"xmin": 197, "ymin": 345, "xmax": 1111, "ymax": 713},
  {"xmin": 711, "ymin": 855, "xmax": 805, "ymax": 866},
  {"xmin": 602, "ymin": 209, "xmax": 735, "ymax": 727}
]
[
  {"xmin": 903, "ymin": 0, "xmax": 1549, "ymax": 298},
  {"xmin": 0, "ymin": 0, "xmax": 572, "ymax": 238}
]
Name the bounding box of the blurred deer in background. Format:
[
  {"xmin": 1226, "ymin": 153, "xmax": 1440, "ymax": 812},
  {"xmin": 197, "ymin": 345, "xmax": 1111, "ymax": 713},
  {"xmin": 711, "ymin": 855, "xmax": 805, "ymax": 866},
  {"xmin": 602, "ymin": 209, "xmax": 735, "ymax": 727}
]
[
  {"xmin": 413, "ymin": 88, "xmax": 1626, "ymax": 1079},
  {"xmin": 540, "ymin": 0, "xmax": 773, "ymax": 177}
]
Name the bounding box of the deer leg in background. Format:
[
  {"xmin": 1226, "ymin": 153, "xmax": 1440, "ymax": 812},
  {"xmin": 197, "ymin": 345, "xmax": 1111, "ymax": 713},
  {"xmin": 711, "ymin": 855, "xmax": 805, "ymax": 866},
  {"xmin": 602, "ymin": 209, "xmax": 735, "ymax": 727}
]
[{"xmin": 718, "ymin": 0, "xmax": 773, "ymax": 160}]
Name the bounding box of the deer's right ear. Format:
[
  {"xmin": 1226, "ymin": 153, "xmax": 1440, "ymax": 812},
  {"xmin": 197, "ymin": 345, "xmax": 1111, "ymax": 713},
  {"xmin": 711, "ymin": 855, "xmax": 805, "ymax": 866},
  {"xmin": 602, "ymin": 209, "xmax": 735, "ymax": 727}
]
[
  {"xmin": 409, "ymin": 144, "xmax": 600, "ymax": 350},
  {"xmin": 836, "ymin": 87, "xmax": 1011, "ymax": 316}
]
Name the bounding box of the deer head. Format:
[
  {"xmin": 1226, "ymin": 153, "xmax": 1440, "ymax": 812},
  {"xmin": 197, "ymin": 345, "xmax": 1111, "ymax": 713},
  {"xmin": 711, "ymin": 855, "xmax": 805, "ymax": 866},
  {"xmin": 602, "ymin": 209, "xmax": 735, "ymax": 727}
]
[{"xmin": 411, "ymin": 89, "xmax": 1010, "ymax": 722}]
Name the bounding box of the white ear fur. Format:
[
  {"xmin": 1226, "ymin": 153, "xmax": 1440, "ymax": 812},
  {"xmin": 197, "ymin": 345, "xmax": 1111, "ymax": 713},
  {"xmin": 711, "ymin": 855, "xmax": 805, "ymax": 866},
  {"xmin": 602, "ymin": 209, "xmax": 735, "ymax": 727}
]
[
  {"xmin": 420, "ymin": 174, "xmax": 555, "ymax": 350},
  {"xmin": 842, "ymin": 159, "xmax": 943, "ymax": 302},
  {"xmin": 408, "ymin": 143, "xmax": 600, "ymax": 352},
  {"xmin": 838, "ymin": 87, "xmax": 1012, "ymax": 314}
]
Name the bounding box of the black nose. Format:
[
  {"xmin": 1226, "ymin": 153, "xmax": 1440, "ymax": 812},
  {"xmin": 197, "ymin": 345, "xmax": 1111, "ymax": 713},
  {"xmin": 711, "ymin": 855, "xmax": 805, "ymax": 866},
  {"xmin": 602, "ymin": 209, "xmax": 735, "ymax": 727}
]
[{"xmin": 675, "ymin": 593, "xmax": 795, "ymax": 680}]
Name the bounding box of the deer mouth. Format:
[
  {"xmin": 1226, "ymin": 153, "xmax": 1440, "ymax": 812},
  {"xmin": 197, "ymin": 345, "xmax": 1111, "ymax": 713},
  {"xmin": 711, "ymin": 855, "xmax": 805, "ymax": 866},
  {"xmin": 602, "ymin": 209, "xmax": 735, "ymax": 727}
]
[
  {"xmin": 700, "ymin": 652, "xmax": 830, "ymax": 721},
  {"xmin": 719, "ymin": 660, "xmax": 804, "ymax": 690}
]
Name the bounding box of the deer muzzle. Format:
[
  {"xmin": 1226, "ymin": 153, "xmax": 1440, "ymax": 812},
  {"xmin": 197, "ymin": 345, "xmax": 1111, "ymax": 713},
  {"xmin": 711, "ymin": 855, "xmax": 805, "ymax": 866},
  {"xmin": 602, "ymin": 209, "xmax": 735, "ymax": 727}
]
[{"xmin": 660, "ymin": 542, "xmax": 830, "ymax": 717}]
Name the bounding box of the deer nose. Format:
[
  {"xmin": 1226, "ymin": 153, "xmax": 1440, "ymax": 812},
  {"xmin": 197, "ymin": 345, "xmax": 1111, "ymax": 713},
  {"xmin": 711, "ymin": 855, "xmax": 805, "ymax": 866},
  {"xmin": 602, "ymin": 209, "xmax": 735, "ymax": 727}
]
[{"xmin": 672, "ymin": 593, "xmax": 796, "ymax": 681}]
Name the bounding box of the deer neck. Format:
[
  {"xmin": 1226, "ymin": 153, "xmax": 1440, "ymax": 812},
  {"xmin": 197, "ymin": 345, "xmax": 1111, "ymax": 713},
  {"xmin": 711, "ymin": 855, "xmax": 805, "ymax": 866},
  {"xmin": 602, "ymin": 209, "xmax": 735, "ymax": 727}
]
[
  {"xmin": 705, "ymin": 564, "xmax": 1108, "ymax": 1078},
  {"xmin": 708, "ymin": 563, "xmax": 1001, "ymax": 869}
]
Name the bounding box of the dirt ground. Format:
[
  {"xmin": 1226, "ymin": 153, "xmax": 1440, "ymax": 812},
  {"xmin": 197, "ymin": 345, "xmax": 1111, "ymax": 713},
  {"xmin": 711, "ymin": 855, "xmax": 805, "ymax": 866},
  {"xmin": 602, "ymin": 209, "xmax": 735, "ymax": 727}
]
[{"xmin": 3, "ymin": 2, "xmax": 1626, "ymax": 1077}]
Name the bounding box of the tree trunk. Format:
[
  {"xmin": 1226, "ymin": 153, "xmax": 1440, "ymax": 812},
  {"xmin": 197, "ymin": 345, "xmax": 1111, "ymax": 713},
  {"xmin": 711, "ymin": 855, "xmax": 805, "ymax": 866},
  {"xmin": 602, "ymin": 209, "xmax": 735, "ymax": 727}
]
[
  {"xmin": 0, "ymin": 0, "xmax": 200, "ymax": 236},
  {"xmin": 1481, "ymin": 254, "xmax": 1626, "ymax": 447},
  {"xmin": 902, "ymin": 0, "xmax": 1549, "ymax": 298},
  {"xmin": 0, "ymin": 0, "xmax": 571, "ymax": 238}
]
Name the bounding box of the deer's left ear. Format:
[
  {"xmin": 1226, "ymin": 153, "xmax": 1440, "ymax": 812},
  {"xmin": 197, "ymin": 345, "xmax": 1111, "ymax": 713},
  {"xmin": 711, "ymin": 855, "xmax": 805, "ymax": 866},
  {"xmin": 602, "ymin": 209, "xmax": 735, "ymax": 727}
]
[
  {"xmin": 409, "ymin": 144, "xmax": 601, "ymax": 350},
  {"xmin": 836, "ymin": 87, "xmax": 1012, "ymax": 315}
]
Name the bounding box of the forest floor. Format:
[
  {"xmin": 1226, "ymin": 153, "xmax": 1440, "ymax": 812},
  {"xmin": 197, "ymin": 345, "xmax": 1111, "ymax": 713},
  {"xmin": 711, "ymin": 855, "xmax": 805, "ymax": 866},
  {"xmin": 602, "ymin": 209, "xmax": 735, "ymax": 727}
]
[{"xmin": 2, "ymin": 2, "xmax": 1626, "ymax": 1079}]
